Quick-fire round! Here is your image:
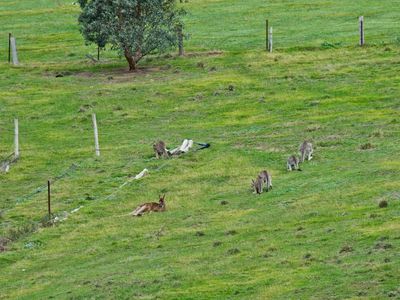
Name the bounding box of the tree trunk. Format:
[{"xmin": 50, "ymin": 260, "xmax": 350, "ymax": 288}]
[
  {"xmin": 134, "ymin": 49, "xmax": 142, "ymax": 65},
  {"xmin": 124, "ymin": 48, "xmax": 136, "ymax": 71}
]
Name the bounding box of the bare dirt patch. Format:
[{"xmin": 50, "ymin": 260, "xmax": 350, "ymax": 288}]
[
  {"xmin": 44, "ymin": 66, "xmax": 164, "ymax": 83},
  {"xmin": 225, "ymin": 230, "xmax": 238, "ymax": 236},
  {"xmin": 227, "ymin": 248, "xmax": 240, "ymax": 255},
  {"xmin": 378, "ymin": 200, "xmax": 388, "ymax": 208},
  {"xmin": 360, "ymin": 142, "xmax": 374, "ymax": 150},
  {"xmin": 339, "ymin": 245, "xmax": 353, "ymax": 254},
  {"xmin": 374, "ymin": 242, "xmax": 392, "ymax": 250},
  {"xmin": 45, "ymin": 50, "xmax": 224, "ymax": 82},
  {"xmin": 0, "ymin": 237, "xmax": 11, "ymax": 252}
]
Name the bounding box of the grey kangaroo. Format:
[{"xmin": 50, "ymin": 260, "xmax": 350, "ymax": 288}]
[
  {"xmin": 287, "ymin": 155, "xmax": 302, "ymax": 171},
  {"xmin": 153, "ymin": 141, "xmax": 169, "ymax": 159},
  {"xmin": 252, "ymin": 170, "xmax": 272, "ymax": 194},
  {"xmin": 300, "ymin": 141, "xmax": 313, "ymax": 162}
]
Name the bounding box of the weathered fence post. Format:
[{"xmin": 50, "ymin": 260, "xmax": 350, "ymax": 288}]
[
  {"xmin": 10, "ymin": 36, "xmax": 19, "ymax": 65},
  {"xmin": 14, "ymin": 118, "xmax": 19, "ymax": 159},
  {"xmin": 268, "ymin": 26, "xmax": 273, "ymax": 53},
  {"xmin": 92, "ymin": 113, "xmax": 100, "ymax": 156},
  {"xmin": 265, "ymin": 20, "xmax": 269, "ymax": 51},
  {"xmin": 48, "ymin": 180, "xmax": 51, "ymax": 217},
  {"xmin": 8, "ymin": 33, "xmax": 11, "ymax": 63},
  {"xmin": 359, "ymin": 16, "xmax": 364, "ymax": 46},
  {"xmin": 177, "ymin": 24, "xmax": 184, "ymax": 56},
  {"xmin": 97, "ymin": 46, "xmax": 100, "ymax": 61}
]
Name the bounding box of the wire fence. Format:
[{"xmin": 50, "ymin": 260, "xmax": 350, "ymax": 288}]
[
  {"xmin": 2, "ymin": 14, "xmax": 400, "ymax": 66},
  {"xmin": 0, "ymin": 113, "xmax": 208, "ymax": 214},
  {"xmin": 1, "ymin": 5, "xmax": 400, "ymax": 237},
  {"xmin": 15, "ymin": 163, "xmax": 79, "ymax": 204}
]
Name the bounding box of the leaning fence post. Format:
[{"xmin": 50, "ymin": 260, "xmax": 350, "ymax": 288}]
[
  {"xmin": 268, "ymin": 26, "xmax": 273, "ymax": 53},
  {"xmin": 92, "ymin": 113, "xmax": 100, "ymax": 156},
  {"xmin": 177, "ymin": 24, "xmax": 184, "ymax": 56},
  {"xmin": 359, "ymin": 16, "xmax": 364, "ymax": 46},
  {"xmin": 10, "ymin": 36, "xmax": 19, "ymax": 65},
  {"xmin": 14, "ymin": 118, "xmax": 19, "ymax": 159}
]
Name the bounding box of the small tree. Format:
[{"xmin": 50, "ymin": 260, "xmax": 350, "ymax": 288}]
[
  {"xmin": 79, "ymin": 0, "xmax": 186, "ymax": 71},
  {"xmin": 78, "ymin": 0, "xmax": 108, "ymax": 53}
]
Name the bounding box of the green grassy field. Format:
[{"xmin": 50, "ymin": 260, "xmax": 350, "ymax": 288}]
[{"xmin": 1, "ymin": 0, "xmax": 400, "ymax": 299}]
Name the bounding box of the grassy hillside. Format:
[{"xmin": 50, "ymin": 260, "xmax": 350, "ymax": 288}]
[{"xmin": 1, "ymin": 0, "xmax": 400, "ymax": 299}]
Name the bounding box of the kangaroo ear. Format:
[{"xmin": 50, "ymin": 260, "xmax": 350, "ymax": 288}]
[{"xmin": 162, "ymin": 194, "xmax": 166, "ymax": 200}]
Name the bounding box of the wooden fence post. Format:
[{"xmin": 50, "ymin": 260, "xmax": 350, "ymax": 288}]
[
  {"xmin": 177, "ymin": 25, "xmax": 184, "ymax": 56},
  {"xmin": 359, "ymin": 16, "xmax": 364, "ymax": 46},
  {"xmin": 14, "ymin": 118, "xmax": 19, "ymax": 159},
  {"xmin": 8, "ymin": 33, "xmax": 11, "ymax": 63},
  {"xmin": 48, "ymin": 180, "xmax": 51, "ymax": 217},
  {"xmin": 265, "ymin": 20, "xmax": 269, "ymax": 51},
  {"xmin": 97, "ymin": 46, "xmax": 100, "ymax": 61},
  {"xmin": 92, "ymin": 113, "xmax": 100, "ymax": 156},
  {"xmin": 268, "ymin": 26, "xmax": 273, "ymax": 53},
  {"xmin": 10, "ymin": 36, "xmax": 19, "ymax": 65}
]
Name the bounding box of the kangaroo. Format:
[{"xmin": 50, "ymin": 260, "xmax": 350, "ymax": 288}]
[
  {"xmin": 252, "ymin": 170, "xmax": 272, "ymax": 194},
  {"xmin": 287, "ymin": 155, "xmax": 301, "ymax": 171},
  {"xmin": 259, "ymin": 170, "xmax": 272, "ymax": 192},
  {"xmin": 131, "ymin": 195, "xmax": 166, "ymax": 217},
  {"xmin": 153, "ymin": 141, "xmax": 169, "ymax": 159},
  {"xmin": 300, "ymin": 141, "xmax": 313, "ymax": 162},
  {"xmin": 251, "ymin": 176, "xmax": 263, "ymax": 194}
]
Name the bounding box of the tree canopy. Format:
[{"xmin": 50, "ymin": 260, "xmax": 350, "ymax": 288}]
[{"xmin": 78, "ymin": 0, "xmax": 186, "ymax": 70}]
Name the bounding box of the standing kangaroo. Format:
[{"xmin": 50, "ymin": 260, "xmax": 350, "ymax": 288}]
[
  {"xmin": 300, "ymin": 141, "xmax": 313, "ymax": 162},
  {"xmin": 131, "ymin": 195, "xmax": 166, "ymax": 217},
  {"xmin": 153, "ymin": 141, "xmax": 169, "ymax": 159},
  {"xmin": 252, "ymin": 170, "xmax": 272, "ymax": 194}
]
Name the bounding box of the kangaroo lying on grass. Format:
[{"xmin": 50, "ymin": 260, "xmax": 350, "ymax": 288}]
[
  {"xmin": 300, "ymin": 141, "xmax": 313, "ymax": 162},
  {"xmin": 130, "ymin": 195, "xmax": 166, "ymax": 217},
  {"xmin": 252, "ymin": 170, "xmax": 272, "ymax": 194},
  {"xmin": 287, "ymin": 155, "xmax": 302, "ymax": 171}
]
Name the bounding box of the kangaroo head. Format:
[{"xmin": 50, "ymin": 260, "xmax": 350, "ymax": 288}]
[
  {"xmin": 251, "ymin": 178, "xmax": 262, "ymax": 194},
  {"xmin": 159, "ymin": 194, "xmax": 166, "ymax": 206}
]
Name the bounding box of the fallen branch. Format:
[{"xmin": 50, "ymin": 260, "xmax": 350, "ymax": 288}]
[{"xmin": 168, "ymin": 139, "xmax": 211, "ymax": 156}]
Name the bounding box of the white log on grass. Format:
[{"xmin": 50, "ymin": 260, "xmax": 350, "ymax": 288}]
[
  {"xmin": 169, "ymin": 139, "xmax": 194, "ymax": 155},
  {"xmin": 134, "ymin": 168, "xmax": 149, "ymax": 180}
]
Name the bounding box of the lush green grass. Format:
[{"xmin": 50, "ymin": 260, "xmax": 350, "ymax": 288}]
[{"xmin": 1, "ymin": 0, "xmax": 400, "ymax": 299}]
